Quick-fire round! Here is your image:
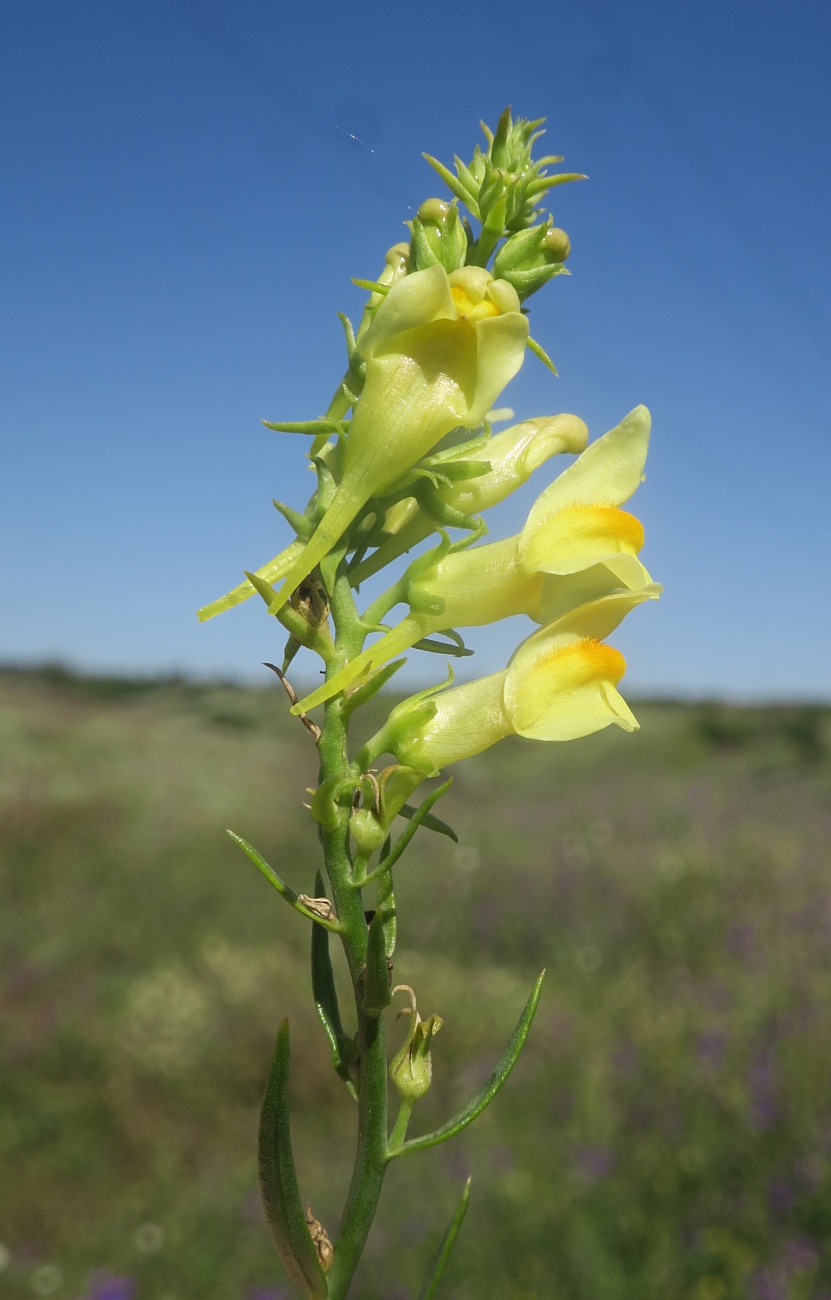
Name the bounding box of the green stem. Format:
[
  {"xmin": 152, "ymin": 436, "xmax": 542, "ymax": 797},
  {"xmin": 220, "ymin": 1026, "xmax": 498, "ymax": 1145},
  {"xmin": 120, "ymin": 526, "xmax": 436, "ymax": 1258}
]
[
  {"xmin": 387, "ymin": 1097, "xmax": 414, "ymax": 1153},
  {"xmin": 317, "ymin": 555, "xmax": 392, "ymax": 1299}
]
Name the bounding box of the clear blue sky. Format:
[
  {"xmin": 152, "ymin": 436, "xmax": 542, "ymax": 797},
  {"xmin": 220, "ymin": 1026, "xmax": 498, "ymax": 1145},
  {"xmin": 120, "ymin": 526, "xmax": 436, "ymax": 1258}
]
[{"xmin": 2, "ymin": 0, "xmax": 830, "ymax": 699}]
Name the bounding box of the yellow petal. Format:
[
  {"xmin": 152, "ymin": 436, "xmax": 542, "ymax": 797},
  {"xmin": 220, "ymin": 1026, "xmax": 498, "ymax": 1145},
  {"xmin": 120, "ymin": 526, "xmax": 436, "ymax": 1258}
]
[
  {"xmin": 466, "ymin": 311, "xmax": 529, "ymax": 426},
  {"xmin": 513, "ymin": 587, "xmax": 659, "ymax": 665},
  {"xmin": 533, "ymin": 562, "xmax": 659, "ymax": 626},
  {"xmin": 360, "ymin": 264, "xmax": 455, "ymax": 358},
  {"xmin": 520, "ymin": 502, "xmax": 645, "ymax": 574},
  {"xmin": 519, "ymin": 405, "xmax": 650, "ymax": 559},
  {"xmin": 505, "ymin": 637, "xmax": 637, "ymax": 741}
]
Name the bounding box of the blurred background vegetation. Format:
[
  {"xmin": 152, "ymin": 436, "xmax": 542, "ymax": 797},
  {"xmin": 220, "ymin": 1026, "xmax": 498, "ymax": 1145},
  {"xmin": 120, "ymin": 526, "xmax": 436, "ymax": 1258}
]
[{"xmin": 2, "ymin": 666, "xmax": 831, "ymax": 1300}]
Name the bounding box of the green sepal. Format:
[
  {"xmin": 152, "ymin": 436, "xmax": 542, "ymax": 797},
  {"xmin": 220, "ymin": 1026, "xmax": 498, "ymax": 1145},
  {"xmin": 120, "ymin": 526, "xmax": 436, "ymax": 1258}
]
[
  {"xmin": 336, "ymin": 311, "xmax": 359, "ymax": 363},
  {"xmin": 311, "ymin": 871, "xmax": 358, "ymax": 1099},
  {"xmin": 388, "ymin": 970, "xmax": 545, "ymax": 1158},
  {"xmin": 362, "ymin": 910, "xmax": 392, "ymax": 1017},
  {"xmin": 227, "ymin": 830, "xmax": 341, "ymax": 931},
  {"xmin": 273, "ymin": 499, "xmax": 314, "ymax": 540},
  {"xmin": 377, "ymin": 765, "xmax": 426, "ymax": 826},
  {"xmin": 258, "ymin": 1019, "xmax": 329, "ymax": 1298},
  {"xmin": 310, "ymin": 776, "xmax": 357, "ymax": 831},
  {"xmin": 351, "ymin": 277, "xmax": 390, "ymax": 296},
  {"xmin": 417, "ymin": 1176, "xmax": 472, "ymax": 1300},
  {"xmin": 453, "ymin": 154, "xmax": 481, "ymax": 201},
  {"xmin": 526, "ymin": 335, "xmax": 558, "ymax": 375},
  {"xmin": 263, "ymin": 417, "xmax": 349, "ymax": 436}
]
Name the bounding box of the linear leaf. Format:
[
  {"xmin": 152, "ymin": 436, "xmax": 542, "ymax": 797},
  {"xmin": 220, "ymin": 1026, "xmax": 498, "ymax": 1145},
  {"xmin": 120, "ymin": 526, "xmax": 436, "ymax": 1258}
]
[
  {"xmin": 227, "ymin": 831, "xmax": 341, "ymax": 931},
  {"xmin": 311, "ymin": 871, "xmax": 357, "ymax": 1099},
  {"xmin": 262, "ymin": 417, "xmax": 348, "ymax": 435},
  {"xmin": 389, "ymin": 971, "xmax": 545, "ymax": 1158},
  {"xmin": 196, "ymin": 541, "xmax": 304, "ymax": 622},
  {"xmin": 422, "ymin": 153, "xmax": 480, "ymax": 215},
  {"xmin": 259, "ymin": 1019, "xmax": 328, "ymax": 1298},
  {"xmin": 417, "ymin": 1177, "xmax": 472, "ymax": 1300},
  {"xmin": 398, "ymin": 801, "xmax": 458, "ymax": 843},
  {"xmin": 375, "ymin": 780, "xmax": 456, "ymax": 877}
]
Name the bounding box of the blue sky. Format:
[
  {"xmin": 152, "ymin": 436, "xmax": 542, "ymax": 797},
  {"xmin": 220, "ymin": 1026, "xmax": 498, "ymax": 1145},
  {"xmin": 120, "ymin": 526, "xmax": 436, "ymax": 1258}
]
[{"xmin": 2, "ymin": 0, "xmax": 830, "ymax": 699}]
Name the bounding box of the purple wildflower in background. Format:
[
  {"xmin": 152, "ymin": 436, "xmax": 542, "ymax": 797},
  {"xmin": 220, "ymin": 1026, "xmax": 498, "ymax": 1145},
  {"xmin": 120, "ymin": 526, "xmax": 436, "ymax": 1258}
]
[
  {"xmin": 753, "ymin": 1268, "xmax": 788, "ymax": 1300},
  {"xmin": 767, "ymin": 1180, "xmax": 796, "ymax": 1217},
  {"xmin": 782, "ymin": 1237, "xmax": 819, "ymax": 1274},
  {"xmin": 87, "ymin": 1275, "xmax": 136, "ymax": 1300},
  {"xmin": 574, "ymin": 1146, "xmax": 614, "ymax": 1183},
  {"xmin": 748, "ymin": 1055, "xmax": 779, "ymax": 1132},
  {"xmin": 696, "ymin": 1029, "xmax": 727, "ymax": 1072}
]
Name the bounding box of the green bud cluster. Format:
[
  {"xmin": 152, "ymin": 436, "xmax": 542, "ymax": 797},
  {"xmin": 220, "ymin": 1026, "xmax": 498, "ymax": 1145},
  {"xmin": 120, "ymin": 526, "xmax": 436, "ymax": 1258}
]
[{"xmin": 422, "ymin": 106, "xmax": 585, "ymax": 271}]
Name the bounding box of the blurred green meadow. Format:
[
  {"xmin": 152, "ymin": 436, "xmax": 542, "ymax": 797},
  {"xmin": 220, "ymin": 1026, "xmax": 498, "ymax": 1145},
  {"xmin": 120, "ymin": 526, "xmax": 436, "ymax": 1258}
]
[{"xmin": 2, "ymin": 666, "xmax": 831, "ymax": 1300}]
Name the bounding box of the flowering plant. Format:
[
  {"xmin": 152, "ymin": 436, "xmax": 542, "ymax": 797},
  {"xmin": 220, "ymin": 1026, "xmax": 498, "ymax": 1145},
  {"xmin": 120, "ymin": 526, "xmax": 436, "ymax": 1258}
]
[{"xmin": 199, "ymin": 109, "xmax": 659, "ymax": 1298}]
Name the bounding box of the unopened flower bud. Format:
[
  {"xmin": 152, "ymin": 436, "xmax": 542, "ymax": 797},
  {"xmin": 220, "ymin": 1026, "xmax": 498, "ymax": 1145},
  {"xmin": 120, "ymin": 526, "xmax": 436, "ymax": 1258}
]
[
  {"xmin": 349, "ymin": 808, "xmax": 388, "ymax": 855},
  {"xmin": 494, "ymin": 222, "xmax": 572, "ymax": 299},
  {"xmin": 389, "ymin": 986, "xmax": 442, "ymax": 1101},
  {"xmin": 408, "ymin": 199, "xmax": 468, "ymax": 273},
  {"xmin": 543, "ymin": 226, "xmax": 571, "ymax": 262}
]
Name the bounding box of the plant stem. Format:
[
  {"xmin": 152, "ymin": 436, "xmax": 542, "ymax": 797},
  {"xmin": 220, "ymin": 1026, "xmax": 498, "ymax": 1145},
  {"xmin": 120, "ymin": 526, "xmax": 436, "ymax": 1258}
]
[{"xmin": 317, "ymin": 555, "xmax": 391, "ymax": 1299}]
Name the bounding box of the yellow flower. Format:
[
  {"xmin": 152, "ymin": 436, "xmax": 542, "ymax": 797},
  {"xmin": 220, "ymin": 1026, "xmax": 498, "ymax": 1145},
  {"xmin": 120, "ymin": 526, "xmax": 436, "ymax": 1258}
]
[
  {"xmin": 293, "ymin": 406, "xmax": 656, "ymax": 714},
  {"xmin": 266, "ymin": 264, "xmax": 529, "ymax": 613},
  {"xmin": 350, "ymin": 411, "xmax": 588, "ymax": 584},
  {"xmin": 363, "ymin": 590, "xmax": 650, "ymax": 776}
]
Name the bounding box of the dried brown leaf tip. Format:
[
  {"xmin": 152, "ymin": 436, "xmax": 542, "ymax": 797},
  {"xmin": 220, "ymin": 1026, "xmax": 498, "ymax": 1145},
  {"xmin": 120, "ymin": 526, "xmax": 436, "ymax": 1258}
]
[
  {"xmin": 305, "ymin": 1204, "xmax": 334, "ymax": 1274},
  {"xmin": 297, "ymin": 895, "xmax": 336, "ymax": 922}
]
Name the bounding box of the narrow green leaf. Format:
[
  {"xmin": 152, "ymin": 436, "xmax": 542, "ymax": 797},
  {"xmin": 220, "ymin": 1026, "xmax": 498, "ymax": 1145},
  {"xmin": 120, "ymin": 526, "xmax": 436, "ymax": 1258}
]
[
  {"xmin": 398, "ymin": 801, "xmax": 458, "ymax": 843},
  {"xmin": 362, "ymin": 910, "xmax": 392, "ymax": 1017},
  {"xmin": 524, "ymin": 171, "xmax": 587, "ymax": 197},
  {"xmin": 227, "ymin": 831, "xmax": 341, "ymax": 931},
  {"xmin": 258, "ymin": 1019, "xmax": 328, "ymax": 1298},
  {"xmin": 526, "ymin": 335, "xmax": 558, "ymax": 375},
  {"xmin": 311, "ymin": 871, "xmax": 357, "ymax": 1100},
  {"xmin": 412, "ymin": 632, "xmax": 474, "ymax": 659},
  {"xmin": 417, "ymin": 1177, "xmax": 472, "ymax": 1300},
  {"xmin": 422, "ymin": 153, "xmax": 481, "ymax": 216},
  {"xmin": 374, "ymin": 779, "xmax": 456, "ymax": 877},
  {"xmin": 389, "ymin": 971, "xmax": 545, "ymax": 1158},
  {"xmin": 351, "ymin": 277, "xmax": 390, "ymax": 296},
  {"xmin": 244, "ymin": 569, "xmax": 279, "ymax": 611},
  {"xmin": 262, "ymin": 417, "xmax": 348, "ymax": 435},
  {"xmin": 196, "ymin": 541, "xmax": 304, "ymax": 622}
]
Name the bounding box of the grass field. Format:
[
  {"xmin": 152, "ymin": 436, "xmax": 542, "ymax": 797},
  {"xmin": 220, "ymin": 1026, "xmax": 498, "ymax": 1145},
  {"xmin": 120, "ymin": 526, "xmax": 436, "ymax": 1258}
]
[{"xmin": 2, "ymin": 667, "xmax": 831, "ymax": 1300}]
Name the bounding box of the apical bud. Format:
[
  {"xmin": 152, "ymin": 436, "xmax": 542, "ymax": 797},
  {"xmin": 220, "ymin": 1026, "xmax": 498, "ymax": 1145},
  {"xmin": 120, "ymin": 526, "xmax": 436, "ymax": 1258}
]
[
  {"xmin": 494, "ymin": 221, "xmax": 572, "ymax": 300},
  {"xmin": 408, "ymin": 198, "xmax": 468, "ymax": 273}
]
